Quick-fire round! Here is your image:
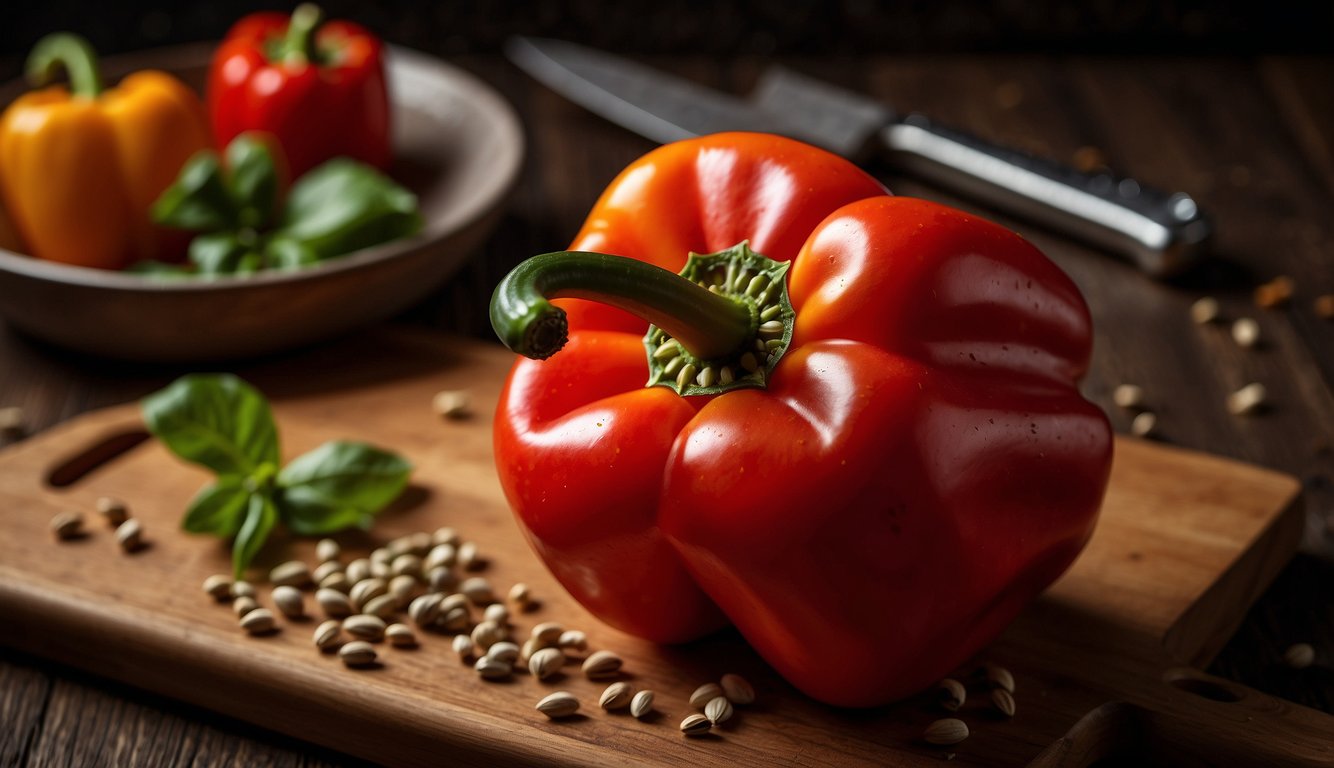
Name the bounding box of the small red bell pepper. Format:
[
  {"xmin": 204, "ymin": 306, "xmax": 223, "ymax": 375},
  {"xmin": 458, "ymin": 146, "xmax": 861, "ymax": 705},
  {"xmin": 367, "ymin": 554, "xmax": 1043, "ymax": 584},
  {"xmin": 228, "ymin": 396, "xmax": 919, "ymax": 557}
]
[
  {"xmin": 489, "ymin": 132, "xmax": 1112, "ymax": 707},
  {"xmin": 208, "ymin": 4, "xmax": 390, "ymax": 179}
]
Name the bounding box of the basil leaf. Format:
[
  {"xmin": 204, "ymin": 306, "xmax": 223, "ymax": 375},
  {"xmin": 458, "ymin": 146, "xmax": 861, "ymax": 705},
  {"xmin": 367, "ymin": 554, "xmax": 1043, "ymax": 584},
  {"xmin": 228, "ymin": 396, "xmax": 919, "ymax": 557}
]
[
  {"xmin": 233, "ymin": 491, "xmax": 278, "ymax": 578},
  {"xmin": 277, "ymin": 159, "xmax": 422, "ymax": 260},
  {"xmin": 125, "ymin": 260, "xmax": 194, "ymax": 277},
  {"xmin": 142, "ymin": 374, "xmax": 280, "ymax": 476},
  {"xmin": 188, "ymin": 232, "xmax": 259, "ymax": 275},
  {"xmin": 182, "ymin": 476, "xmax": 249, "ymax": 535},
  {"xmin": 151, "ymin": 151, "xmax": 239, "ymax": 231},
  {"xmin": 226, "ymin": 133, "xmax": 280, "ymax": 231},
  {"xmin": 263, "ymin": 236, "xmax": 319, "ymax": 271},
  {"xmin": 276, "ymin": 440, "xmax": 411, "ymax": 535}
]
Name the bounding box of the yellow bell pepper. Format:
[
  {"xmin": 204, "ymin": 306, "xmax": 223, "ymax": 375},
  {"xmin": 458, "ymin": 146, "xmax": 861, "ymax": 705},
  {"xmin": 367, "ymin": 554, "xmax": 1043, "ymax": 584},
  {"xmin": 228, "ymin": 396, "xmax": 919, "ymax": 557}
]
[{"xmin": 0, "ymin": 33, "xmax": 210, "ymax": 269}]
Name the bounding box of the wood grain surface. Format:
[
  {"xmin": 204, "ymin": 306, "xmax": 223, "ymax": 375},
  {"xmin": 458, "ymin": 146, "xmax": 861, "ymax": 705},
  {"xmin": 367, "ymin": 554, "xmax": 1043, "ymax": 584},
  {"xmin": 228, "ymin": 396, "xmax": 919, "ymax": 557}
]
[
  {"xmin": 0, "ymin": 330, "xmax": 1324, "ymax": 767},
  {"xmin": 2, "ymin": 51, "xmax": 1333, "ymax": 767}
]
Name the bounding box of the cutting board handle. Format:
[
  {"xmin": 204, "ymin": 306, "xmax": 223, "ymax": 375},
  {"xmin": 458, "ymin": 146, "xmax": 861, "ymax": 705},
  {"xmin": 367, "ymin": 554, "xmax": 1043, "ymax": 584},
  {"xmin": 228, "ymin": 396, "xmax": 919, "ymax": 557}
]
[{"xmin": 1029, "ymin": 668, "xmax": 1334, "ymax": 767}]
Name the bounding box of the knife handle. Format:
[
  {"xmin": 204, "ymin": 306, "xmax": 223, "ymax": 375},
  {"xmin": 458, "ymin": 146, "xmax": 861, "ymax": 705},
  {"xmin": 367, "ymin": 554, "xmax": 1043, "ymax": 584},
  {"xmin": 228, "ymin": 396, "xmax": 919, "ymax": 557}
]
[{"xmin": 880, "ymin": 115, "xmax": 1211, "ymax": 276}]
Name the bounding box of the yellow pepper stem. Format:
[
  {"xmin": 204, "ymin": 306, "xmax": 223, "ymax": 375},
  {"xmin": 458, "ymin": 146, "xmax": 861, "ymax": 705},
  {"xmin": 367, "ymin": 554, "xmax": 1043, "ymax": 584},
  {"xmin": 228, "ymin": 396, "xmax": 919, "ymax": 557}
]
[{"xmin": 26, "ymin": 33, "xmax": 104, "ymax": 98}]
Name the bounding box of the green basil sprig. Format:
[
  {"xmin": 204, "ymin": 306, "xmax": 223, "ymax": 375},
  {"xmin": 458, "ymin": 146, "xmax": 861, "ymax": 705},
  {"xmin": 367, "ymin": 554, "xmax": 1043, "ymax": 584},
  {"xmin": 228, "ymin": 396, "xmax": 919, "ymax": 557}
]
[
  {"xmin": 142, "ymin": 133, "xmax": 421, "ymax": 276},
  {"xmin": 142, "ymin": 374, "xmax": 411, "ymax": 577}
]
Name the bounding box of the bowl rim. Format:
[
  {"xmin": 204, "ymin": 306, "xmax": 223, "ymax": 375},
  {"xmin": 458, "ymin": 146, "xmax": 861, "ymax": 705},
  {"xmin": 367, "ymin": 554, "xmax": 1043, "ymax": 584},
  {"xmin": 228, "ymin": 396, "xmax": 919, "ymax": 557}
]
[{"xmin": 0, "ymin": 42, "xmax": 524, "ymax": 295}]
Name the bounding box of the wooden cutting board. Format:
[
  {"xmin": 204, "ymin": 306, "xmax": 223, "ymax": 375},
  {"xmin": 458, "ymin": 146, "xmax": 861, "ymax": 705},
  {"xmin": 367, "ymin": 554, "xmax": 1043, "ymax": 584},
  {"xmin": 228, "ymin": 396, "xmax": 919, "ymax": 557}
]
[{"xmin": 0, "ymin": 327, "xmax": 1329, "ymax": 767}]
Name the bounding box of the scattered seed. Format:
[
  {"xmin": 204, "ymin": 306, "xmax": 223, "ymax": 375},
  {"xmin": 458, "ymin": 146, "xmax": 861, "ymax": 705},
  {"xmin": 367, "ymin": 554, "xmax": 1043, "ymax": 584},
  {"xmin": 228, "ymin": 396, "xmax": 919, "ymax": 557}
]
[
  {"xmin": 558, "ymin": 630, "xmax": 587, "ymax": 651},
  {"xmin": 232, "ymin": 595, "xmax": 259, "ymax": 617},
  {"xmin": 269, "ymin": 560, "xmax": 311, "ymax": 588},
  {"xmin": 924, "ymin": 718, "xmax": 969, "ymax": 746},
  {"xmin": 115, "ymin": 518, "xmax": 144, "ymax": 552},
  {"xmin": 313, "ymin": 620, "xmax": 342, "ymax": 651},
  {"xmin": 317, "ymin": 588, "xmax": 354, "ymax": 618},
  {"xmin": 321, "ymin": 571, "xmax": 351, "ymax": 593},
  {"xmin": 484, "ymin": 603, "xmax": 509, "ymax": 624},
  {"xmin": 272, "ymin": 585, "xmax": 305, "ymax": 618},
  {"xmin": 536, "ymin": 691, "xmax": 580, "ymax": 719},
  {"xmin": 471, "ymin": 619, "xmax": 507, "ymax": 651},
  {"xmin": 425, "ymin": 543, "xmax": 456, "ymax": 570},
  {"xmin": 1190, "ymin": 296, "xmax": 1221, "ymax": 325},
  {"xmin": 504, "ymin": 584, "xmax": 530, "ymax": 608},
  {"xmin": 531, "ymin": 621, "xmax": 564, "ymax": 647},
  {"xmin": 349, "ymin": 578, "xmax": 388, "ymax": 610},
  {"xmin": 475, "ymin": 656, "xmax": 512, "ymax": 680},
  {"xmin": 388, "ymin": 574, "xmax": 417, "ymax": 608},
  {"xmin": 232, "ymin": 581, "xmax": 257, "ymax": 599},
  {"xmin": 203, "ymin": 574, "xmax": 233, "ymax": 601},
  {"xmin": 487, "ymin": 641, "xmax": 520, "ymax": 664},
  {"xmin": 936, "ymin": 678, "xmax": 965, "ymax": 712},
  {"xmin": 427, "ymin": 566, "xmax": 457, "ymax": 592},
  {"xmin": 437, "ymin": 605, "xmax": 471, "ymax": 632},
  {"xmin": 690, "ymin": 683, "xmax": 723, "ymax": 709},
  {"xmin": 705, "ymin": 696, "xmax": 733, "ymax": 725},
  {"xmin": 984, "ymin": 664, "xmax": 1015, "ymax": 693},
  {"xmin": 316, "ymin": 538, "xmax": 341, "ymax": 563},
  {"xmin": 529, "ymin": 647, "xmax": 565, "ymax": 680},
  {"xmin": 371, "ymin": 547, "xmax": 393, "ymax": 566},
  {"xmin": 458, "ymin": 541, "xmax": 484, "ymax": 571},
  {"xmin": 1112, "ymin": 384, "xmax": 1144, "ymax": 409},
  {"xmin": 582, "ymin": 650, "xmax": 623, "ymax": 680},
  {"xmin": 1315, "ymin": 294, "xmax": 1334, "ymax": 320},
  {"xmin": 344, "ymin": 614, "xmax": 387, "ymax": 641},
  {"xmin": 363, "ymin": 593, "xmax": 399, "ymax": 620},
  {"xmin": 240, "ymin": 608, "xmax": 277, "ymax": 634},
  {"xmin": 1254, "ymin": 276, "xmax": 1294, "ymax": 309},
  {"xmin": 460, "ymin": 576, "xmax": 494, "ymax": 604},
  {"xmin": 432, "ymin": 526, "xmax": 460, "ymax": 546},
  {"xmin": 720, "ymin": 673, "xmax": 755, "ymax": 705},
  {"xmin": 312, "ymin": 560, "xmax": 342, "ymax": 585},
  {"xmin": 404, "ymin": 532, "xmax": 432, "ymax": 556},
  {"xmin": 50, "ymin": 511, "xmax": 83, "ymax": 540},
  {"xmin": 346, "ymin": 558, "xmax": 372, "ymax": 584},
  {"xmin": 1131, "ymin": 411, "xmax": 1157, "ymax": 438},
  {"xmin": 386, "ymin": 623, "xmax": 417, "ymax": 647},
  {"xmin": 369, "ymin": 560, "xmax": 391, "ymax": 580},
  {"xmin": 408, "ymin": 593, "xmax": 444, "ymax": 626},
  {"xmin": 599, "ymin": 681, "xmax": 634, "ymax": 710},
  {"xmin": 1284, "ymin": 642, "xmax": 1316, "ymax": 669},
  {"xmin": 680, "ymin": 714, "xmax": 712, "ymax": 737},
  {"xmin": 390, "ymin": 553, "xmax": 422, "ymax": 579},
  {"xmin": 452, "ymin": 634, "xmax": 475, "ymax": 659},
  {"xmin": 339, "ymin": 640, "xmax": 377, "ymax": 667},
  {"xmin": 630, "ymin": 690, "xmax": 655, "ymax": 719},
  {"xmin": 95, "ymin": 497, "xmax": 128, "ymax": 527},
  {"xmin": 991, "ymin": 688, "xmax": 1016, "ymax": 717},
  {"xmin": 432, "ymin": 389, "xmax": 471, "ymax": 419},
  {"xmin": 1227, "ymin": 383, "xmax": 1268, "ymax": 416},
  {"xmin": 1232, "ymin": 317, "xmax": 1261, "ymax": 348}
]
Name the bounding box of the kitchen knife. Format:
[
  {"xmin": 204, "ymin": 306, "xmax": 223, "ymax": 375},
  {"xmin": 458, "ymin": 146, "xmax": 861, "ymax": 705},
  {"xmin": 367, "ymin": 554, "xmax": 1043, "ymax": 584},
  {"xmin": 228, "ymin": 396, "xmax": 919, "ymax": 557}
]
[{"xmin": 507, "ymin": 36, "xmax": 1212, "ymax": 277}]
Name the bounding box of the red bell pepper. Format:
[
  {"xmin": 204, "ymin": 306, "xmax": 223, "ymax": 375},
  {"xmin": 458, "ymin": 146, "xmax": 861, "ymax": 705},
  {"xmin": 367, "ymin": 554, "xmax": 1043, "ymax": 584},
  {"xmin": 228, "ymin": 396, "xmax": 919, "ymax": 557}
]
[
  {"xmin": 208, "ymin": 4, "xmax": 390, "ymax": 179},
  {"xmin": 489, "ymin": 132, "xmax": 1112, "ymax": 707}
]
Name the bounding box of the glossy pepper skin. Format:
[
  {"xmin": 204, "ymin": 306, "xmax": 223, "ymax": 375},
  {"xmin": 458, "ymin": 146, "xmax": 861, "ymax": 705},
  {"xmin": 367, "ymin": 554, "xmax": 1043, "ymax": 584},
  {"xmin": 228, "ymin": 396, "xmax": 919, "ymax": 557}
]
[
  {"xmin": 0, "ymin": 34, "xmax": 210, "ymax": 269},
  {"xmin": 492, "ymin": 133, "xmax": 1112, "ymax": 707},
  {"xmin": 208, "ymin": 4, "xmax": 390, "ymax": 180}
]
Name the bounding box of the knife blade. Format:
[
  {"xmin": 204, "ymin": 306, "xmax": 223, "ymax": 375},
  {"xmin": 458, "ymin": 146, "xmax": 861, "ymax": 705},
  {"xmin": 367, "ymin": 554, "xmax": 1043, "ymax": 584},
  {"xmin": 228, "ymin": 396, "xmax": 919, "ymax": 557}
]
[{"xmin": 506, "ymin": 37, "xmax": 1212, "ymax": 277}]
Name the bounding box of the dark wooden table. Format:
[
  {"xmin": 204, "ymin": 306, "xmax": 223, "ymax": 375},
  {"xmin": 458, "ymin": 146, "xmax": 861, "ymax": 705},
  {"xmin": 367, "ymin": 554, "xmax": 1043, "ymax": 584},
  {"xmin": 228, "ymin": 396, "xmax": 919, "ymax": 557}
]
[{"xmin": 2, "ymin": 52, "xmax": 1332, "ymax": 766}]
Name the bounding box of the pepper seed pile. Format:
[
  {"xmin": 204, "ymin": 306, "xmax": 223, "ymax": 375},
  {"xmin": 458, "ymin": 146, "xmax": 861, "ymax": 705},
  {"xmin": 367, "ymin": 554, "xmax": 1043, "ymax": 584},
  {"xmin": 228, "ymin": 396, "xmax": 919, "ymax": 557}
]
[
  {"xmin": 922, "ymin": 663, "xmax": 1016, "ymax": 749},
  {"xmin": 193, "ymin": 526, "xmax": 758, "ymax": 738},
  {"xmin": 49, "ymin": 496, "xmax": 145, "ymax": 553}
]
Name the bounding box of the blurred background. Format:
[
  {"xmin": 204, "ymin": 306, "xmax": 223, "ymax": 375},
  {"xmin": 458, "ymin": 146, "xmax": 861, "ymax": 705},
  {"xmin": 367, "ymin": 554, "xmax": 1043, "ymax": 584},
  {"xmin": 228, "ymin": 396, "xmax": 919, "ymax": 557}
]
[{"xmin": 5, "ymin": 0, "xmax": 1334, "ymax": 58}]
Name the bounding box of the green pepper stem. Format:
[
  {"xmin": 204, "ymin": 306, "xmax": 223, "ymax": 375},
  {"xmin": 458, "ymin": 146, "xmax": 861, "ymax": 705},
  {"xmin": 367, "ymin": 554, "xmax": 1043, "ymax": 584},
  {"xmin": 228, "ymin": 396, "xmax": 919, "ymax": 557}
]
[
  {"xmin": 281, "ymin": 4, "xmax": 325, "ymax": 65},
  {"xmin": 491, "ymin": 251, "xmax": 755, "ymax": 361},
  {"xmin": 25, "ymin": 33, "xmax": 104, "ymax": 98}
]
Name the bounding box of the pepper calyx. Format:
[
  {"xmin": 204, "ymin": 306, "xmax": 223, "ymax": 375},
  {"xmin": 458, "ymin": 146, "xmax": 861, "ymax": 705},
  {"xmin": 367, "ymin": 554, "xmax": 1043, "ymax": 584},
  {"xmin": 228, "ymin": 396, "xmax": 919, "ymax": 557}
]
[{"xmin": 644, "ymin": 241, "xmax": 794, "ymax": 397}]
